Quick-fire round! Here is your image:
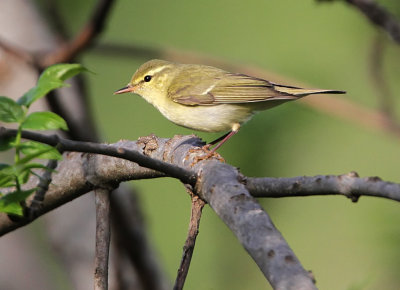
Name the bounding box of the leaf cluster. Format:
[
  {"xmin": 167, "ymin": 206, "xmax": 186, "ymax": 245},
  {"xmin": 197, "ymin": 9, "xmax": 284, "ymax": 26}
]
[{"xmin": 0, "ymin": 64, "xmax": 86, "ymax": 215}]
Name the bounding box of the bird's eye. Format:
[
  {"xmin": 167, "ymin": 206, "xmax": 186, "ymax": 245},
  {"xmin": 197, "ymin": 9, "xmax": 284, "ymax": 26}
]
[{"xmin": 144, "ymin": 75, "xmax": 152, "ymax": 82}]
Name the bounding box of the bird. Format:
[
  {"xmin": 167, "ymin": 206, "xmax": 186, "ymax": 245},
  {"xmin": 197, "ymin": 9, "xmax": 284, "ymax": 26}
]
[{"xmin": 114, "ymin": 59, "xmax": 345, "ymax": 154}]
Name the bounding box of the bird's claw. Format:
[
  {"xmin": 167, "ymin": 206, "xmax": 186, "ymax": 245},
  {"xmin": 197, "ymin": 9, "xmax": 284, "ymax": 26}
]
[{"xmin": 189, "ymin": 145, "xmax": 225, "ymax": 166}]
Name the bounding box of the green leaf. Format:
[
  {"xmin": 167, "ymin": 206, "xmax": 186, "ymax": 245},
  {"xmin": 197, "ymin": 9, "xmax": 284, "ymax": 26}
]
[
  {"xmin": 17, "ymin": 63, "xmax": 87, "ymax": 107},
  {"xmin": 22, "ymin": 111, "xmax": 68, "ymax": 131},
  {"xmin": 16, "ymin": 162, "xmax": 57, "ymax": 186},
  {"xmin": 39, "ymin": 63, "xmax": 87, "ymax": 82},
  {"xmin": 0, "ymin": 202, "xmax": 22, "ymax": 215},
  {"xmin": 0, "ymin": 176, "xmax": 14, "ymax": 188},
  {"xmin": 0, "ymin": 164, "xmax": 16, "ymax": 187},
  {"xmin": 18, "ymin": 81, "xmax": 65, "ymax": 107},
  {"xmin": 0, "ymin": 163, "xmax": 32, "ymax": 186},
  {"xmin": 0, "ymin": 96, "xmax": 24, "ymax": 123},
  {"xmin": 0, "ymin": 188, "xmax": 36, "ymax": 215},
  {"xmin": 20, "ymin": 141, "xmax": 62, "ymax": 160},
  {"xmin": 0, "ymin": 136, "xmax": 15, "ymax": 152},
  {"xmin": 0, "ymin": 163, "xmax": 10, "ymax": 170},
  {"xmin": 17, "ymin": 168, "xmax": 31, "ymax": 184},
  {"xmin": 17, "ymin": 147, "xmax": 55, "ymax": 166}
]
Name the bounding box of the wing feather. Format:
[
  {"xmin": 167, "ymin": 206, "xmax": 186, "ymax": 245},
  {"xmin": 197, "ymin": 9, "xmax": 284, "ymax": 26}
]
[{"xmin": 168, "ymin": 68, "xmax": 300, "ymax": 106}]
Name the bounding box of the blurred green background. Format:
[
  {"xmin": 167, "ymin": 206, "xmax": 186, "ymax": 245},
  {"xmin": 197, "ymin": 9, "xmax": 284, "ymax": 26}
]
[{"xmin": 42, "ymin": 0, "xmax": 400, "ymax": 289}]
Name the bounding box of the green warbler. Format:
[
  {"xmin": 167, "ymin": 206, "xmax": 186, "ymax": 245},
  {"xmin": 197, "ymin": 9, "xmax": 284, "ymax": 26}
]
[{"xmin": 115, "ymin": 59, "xmax": 344, "ymax": 152}]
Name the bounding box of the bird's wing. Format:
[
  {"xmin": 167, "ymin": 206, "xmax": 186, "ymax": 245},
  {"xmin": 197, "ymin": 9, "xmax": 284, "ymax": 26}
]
[{"xmin": 168, "ymin": 71, "xmax": 298, "ymax": 106}]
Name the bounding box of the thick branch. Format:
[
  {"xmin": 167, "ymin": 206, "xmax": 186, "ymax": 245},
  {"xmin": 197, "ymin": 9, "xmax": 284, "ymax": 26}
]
[
  {"xmin": 245, "ymin": 173, "xmax": 400, "ymax": 202},
  {"xmin": 195, "ymin": 162, "xmax": 316, "ymax": 289}
]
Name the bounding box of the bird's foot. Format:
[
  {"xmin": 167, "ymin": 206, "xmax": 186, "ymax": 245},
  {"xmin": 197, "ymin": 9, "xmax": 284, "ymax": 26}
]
[{"xmin": 189, "ymin": 145, "xmax": 224, "ymax": 166}]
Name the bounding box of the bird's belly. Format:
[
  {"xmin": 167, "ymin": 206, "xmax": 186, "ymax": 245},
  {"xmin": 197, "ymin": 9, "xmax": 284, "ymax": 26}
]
[{"xmin": 158, "ymin": 103, "xmax": 254, "ymax": 132}]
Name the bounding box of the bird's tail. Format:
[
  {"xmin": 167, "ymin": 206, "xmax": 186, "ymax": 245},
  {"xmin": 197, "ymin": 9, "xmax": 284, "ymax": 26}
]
[{"xmin": 273, "ymin": 83, "xmax": 346, "ymax": 97}]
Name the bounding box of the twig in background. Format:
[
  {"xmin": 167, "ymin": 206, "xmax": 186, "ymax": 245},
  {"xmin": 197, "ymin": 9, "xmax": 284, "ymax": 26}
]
[
  {"xmin": 41, "ymin": 0, "xmax": 70, "ymax": 41},
  {"xmin": 111, "ymin": 187, "xmax": 170, "ymax": 290},
  {"xmin": 369, "ymin": 33, "xmax": 400, "ymax": 134},
  {"xmin": 41, "ymin": 0, "xmax": 116, "ymax": 67},
  {"xmin": 319, "ymin": 0, "xmax": 400, "ymax": 43}
]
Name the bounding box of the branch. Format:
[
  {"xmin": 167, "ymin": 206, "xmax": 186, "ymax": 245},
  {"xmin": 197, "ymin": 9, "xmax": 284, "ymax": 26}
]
[
  {"xmin": 94, "ymin": 188, "xmax": 112, "ymax": 290},
  {"xmin": 174, "ymin": 194, "xmax": 205, "ymax": 290},
  {"xmin": 245, "ymin": 173, "xmax": 400, "ymax": 202},
  {"xmin": 319, "ymin": 0, "xmax": 400, "ymax": 44},
  {"xmin": 0, "ymin": 132, "xmax": 316, "ymax": 288},
  {"xmin": 2, "ymin": 130, "xmax": 400, "ymax": 288},
  {"xmin": 195, "ymin": 162, "xmax": 316, "ymax": 289}
]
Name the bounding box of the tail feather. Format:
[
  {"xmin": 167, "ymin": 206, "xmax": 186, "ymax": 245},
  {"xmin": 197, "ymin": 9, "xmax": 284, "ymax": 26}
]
[{"xmin": 273, "ymin": 84, "xmax": 346, "ymax": 97}]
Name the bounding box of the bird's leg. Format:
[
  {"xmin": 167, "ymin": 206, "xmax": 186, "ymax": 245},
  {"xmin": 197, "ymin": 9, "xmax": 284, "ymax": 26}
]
[
  {"xmin": 208, "ymin": 129, "xmax": 238, "ymax": 153},
  {"xmin": 209, "ymin": 131, "xmax": 231, "ymax": 146},
  {"xmin": 199, "ymin": 131, "xmax": 231, "ymax": 152},
  {"xmin": 190, "ymin": 124, "xmax": 240, "ymax": 165},
  {"xmin": 208, "ymin": 123, "xmax": 241, "ymax": 153}
]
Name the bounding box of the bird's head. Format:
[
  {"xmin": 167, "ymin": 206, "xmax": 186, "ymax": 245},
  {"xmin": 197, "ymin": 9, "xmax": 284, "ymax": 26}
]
[{"xmin": 114, "ymin": 59, "xmax": 177, "ymax": 99}]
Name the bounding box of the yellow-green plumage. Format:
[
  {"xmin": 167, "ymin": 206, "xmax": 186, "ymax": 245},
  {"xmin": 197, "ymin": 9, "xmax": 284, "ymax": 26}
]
[{"xmin": 115, "ymin": 59, "xmax": 345, "ymax": 150}]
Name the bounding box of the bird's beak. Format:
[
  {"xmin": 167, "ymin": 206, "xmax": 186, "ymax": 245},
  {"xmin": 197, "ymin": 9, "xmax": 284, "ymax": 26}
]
[{"xmin": 114, "ymin": 85, "xmax": 136, "ymax": 95}]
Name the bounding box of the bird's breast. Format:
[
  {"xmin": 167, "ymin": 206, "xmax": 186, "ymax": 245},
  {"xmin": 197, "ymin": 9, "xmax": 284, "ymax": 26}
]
[{"xmin": 154, "ymin": 99, "xmax": 254, "ymax": 132}]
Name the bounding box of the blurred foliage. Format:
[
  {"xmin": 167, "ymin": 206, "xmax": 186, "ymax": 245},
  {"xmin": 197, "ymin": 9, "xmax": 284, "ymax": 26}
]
[{"xmin": 32, "ymin": 0, "xmax": 400, "ymax": 289}]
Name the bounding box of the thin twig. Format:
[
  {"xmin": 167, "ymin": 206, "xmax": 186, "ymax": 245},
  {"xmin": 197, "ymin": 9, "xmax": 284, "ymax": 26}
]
[
  {"xmin": 28, "ymin": 158, "xmax": 59, "ymax": 219},
  {"xmin": 94, "ymin": 187, "xmax": 112, "ymax": 290},
  {"xmin": 0, "ymin": 128, "xmax": 197, "ymax": 185},
  {"xmin": 174, "ymin": 193, "xmax": 205, "ymax": 290}
]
